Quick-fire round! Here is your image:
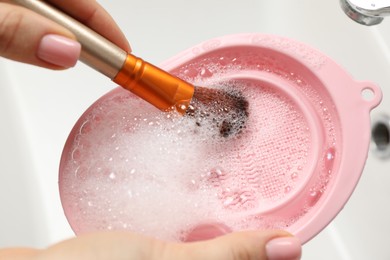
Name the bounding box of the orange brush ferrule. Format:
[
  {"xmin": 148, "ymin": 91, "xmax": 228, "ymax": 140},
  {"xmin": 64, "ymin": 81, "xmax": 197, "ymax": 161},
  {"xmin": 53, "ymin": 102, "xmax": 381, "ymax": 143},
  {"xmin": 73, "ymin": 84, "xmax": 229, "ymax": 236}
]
[{"xmin": 114, "ymin": 54, "xmax": 195, "ymax": 114}]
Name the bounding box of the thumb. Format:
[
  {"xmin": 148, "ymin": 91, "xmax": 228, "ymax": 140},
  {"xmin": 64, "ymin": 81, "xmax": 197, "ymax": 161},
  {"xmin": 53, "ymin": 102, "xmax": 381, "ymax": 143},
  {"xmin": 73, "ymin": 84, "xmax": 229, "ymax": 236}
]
[
  {"xmin": 169, "ymin": 228, "xmax": 302, "ymax": 260},
  {"xmin": 0, "ymin": 3, "xmax": 81, "ymax": 69}
]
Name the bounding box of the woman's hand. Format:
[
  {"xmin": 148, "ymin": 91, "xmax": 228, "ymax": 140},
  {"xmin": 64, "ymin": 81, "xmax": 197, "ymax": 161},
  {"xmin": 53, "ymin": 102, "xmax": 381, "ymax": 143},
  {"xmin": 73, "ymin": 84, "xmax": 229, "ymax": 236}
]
[
  {"xmin": 0, "ymin": 0, "xmax": 130, "ymax": 69},
  {"xmin": 0, "ymin": 228, "xmax": 301, "ymax": 260}
]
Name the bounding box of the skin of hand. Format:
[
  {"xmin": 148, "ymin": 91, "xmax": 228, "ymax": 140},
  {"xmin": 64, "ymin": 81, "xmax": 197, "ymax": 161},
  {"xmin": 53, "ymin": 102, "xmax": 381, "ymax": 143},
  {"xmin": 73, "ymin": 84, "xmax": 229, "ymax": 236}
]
[
  {"xmin": 0, "ymin": 229, "xmax": 301, "ymax": 260},
  {"xmin": 0, "ymin": 0, "xmax": 131, "ymax": 69},
  {"xmin": 0, "ymin": 1, "xmax": 302, "ymax": 259}
]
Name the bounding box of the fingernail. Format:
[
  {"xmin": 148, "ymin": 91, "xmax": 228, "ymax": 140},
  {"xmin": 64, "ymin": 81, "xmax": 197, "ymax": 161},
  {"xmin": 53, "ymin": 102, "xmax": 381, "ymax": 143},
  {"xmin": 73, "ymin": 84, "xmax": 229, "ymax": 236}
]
[
  {"xmin": 266, "ymin": 237, "xmax": 302, "ymax": 260},
  {"xmin": 184, "ymin": 223, "xmax": 232, "ymax": 242},
  {"xmin": 37, "ymin": 34, "xmax": 81, "ymax": 68}
]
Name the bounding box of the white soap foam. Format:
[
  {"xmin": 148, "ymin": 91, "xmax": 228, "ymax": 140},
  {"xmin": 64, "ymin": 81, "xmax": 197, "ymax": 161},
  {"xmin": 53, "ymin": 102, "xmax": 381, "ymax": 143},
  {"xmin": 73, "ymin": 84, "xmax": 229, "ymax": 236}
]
[{"xmin": 61, "ymin": 80, "xmax": 316, "ymax": 240}]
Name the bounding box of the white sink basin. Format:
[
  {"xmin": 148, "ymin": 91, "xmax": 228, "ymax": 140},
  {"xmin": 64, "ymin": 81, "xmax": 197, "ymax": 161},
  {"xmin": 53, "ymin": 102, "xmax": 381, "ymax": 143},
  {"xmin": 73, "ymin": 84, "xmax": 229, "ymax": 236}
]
[{"xmin": 1, "ymin": 0, "xmax": 390, "ymax": 259}]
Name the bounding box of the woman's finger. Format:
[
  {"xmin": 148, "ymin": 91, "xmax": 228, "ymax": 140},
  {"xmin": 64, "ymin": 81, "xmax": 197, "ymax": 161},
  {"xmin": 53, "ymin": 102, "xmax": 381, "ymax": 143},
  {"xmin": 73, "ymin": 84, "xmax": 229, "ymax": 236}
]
[
  {"xmin": 176, "ymin": 230, "xmax": 302, "ymax": 260},
  {"xmin": 0, "ymin": 3, "xmax": 81, "ymax": 69},
  {"xmin": 0, "ymin": 230, "xmax": 302, "ymax": 260}
]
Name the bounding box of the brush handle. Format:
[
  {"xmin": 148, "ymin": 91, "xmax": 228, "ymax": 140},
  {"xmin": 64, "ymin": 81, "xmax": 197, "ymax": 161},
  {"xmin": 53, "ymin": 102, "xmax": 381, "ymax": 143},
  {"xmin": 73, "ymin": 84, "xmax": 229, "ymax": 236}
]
[
  {"xmin": 10, "ymin": 0, "xmax": 126, "ymax": 78},
  {"xmin": 10, "ymin": 0, "xmax": 194, "ymax": 112}
]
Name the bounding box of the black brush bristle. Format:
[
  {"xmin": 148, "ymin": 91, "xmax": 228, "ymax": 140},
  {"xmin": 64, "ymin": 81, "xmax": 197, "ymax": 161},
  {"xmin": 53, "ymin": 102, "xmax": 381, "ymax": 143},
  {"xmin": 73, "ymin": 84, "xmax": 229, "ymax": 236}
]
[{"xmin": 185, "ymin": 86, "xmax": 249, "ymax": 138}]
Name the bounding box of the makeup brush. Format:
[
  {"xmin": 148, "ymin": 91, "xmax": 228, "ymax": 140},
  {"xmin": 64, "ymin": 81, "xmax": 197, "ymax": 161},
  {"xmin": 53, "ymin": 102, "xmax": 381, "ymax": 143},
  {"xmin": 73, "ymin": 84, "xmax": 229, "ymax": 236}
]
[{"xmin": 12, "ymin": 0, "xmax": 248, "ymax": 137}]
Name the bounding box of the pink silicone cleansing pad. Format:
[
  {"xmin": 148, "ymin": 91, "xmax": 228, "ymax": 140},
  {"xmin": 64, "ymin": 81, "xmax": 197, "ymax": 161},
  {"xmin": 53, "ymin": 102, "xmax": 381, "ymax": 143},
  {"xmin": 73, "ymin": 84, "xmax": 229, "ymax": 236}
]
[{"xmin": 59, "ymin": 34, "xmax": 382, "ymax": 244}]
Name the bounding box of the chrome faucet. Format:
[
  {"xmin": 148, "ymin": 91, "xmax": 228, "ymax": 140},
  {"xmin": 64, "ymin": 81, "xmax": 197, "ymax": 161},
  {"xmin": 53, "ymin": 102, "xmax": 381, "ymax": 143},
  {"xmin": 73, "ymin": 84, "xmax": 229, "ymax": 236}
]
[{"xmin": 340, "ymin": 0, "xmax": 390, "ymax": 25}]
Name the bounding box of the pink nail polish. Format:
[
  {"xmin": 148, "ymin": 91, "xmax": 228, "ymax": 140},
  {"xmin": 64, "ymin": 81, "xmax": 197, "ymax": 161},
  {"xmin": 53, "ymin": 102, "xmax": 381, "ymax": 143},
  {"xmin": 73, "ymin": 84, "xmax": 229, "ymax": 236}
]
[
  {"xmin": 37, "ymin": 34, "xmax": 81, "ymax": 68},
  {"xmin": 266, "ymin": 237, "xmax": 302, "ymax": 260}
]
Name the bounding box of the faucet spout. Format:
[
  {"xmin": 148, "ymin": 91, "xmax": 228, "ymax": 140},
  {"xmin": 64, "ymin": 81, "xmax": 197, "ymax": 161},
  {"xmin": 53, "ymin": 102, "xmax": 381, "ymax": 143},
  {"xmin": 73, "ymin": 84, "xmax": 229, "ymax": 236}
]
[{"xmin": 340, "ymin": 0, "xmax": 390, "ymax": 25}]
